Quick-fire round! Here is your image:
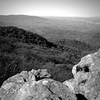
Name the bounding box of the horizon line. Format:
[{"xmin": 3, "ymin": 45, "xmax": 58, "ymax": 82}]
[{"xmin": 0, "ymin": 14, "xmax": 100, "ymax": 18}]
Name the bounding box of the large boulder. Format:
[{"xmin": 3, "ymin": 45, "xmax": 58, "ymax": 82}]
[
  {"xmin": 64, "ymin": 49, "xmax": 100, "ymax": 100},
  {"xmin": 0, "ymin": 69, "xmax": 76, "ymax": 100}
]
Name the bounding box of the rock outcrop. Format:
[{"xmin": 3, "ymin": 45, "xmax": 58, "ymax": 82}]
[
  {"xmin": 0, "ymin": 69, "xmax": 76, "ymax": 100},
  {"xmin": 64, "ymin": 49, "xmax": 100, "ymax": 100},
  {"xmin": 1, "ymin": 49, "xmax": 100, "ymax": 100}
]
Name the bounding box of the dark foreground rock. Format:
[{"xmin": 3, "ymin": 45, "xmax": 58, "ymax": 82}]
[{"xmin": 0, "ymin": 69, "xmax": 76, "ymax": 100}]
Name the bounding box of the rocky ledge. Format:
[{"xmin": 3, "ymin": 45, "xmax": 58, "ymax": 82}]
[
  {"xmin": 1, "ymin": 49, "xmax": 100, "ymax": 100},
  {"xmin": 64, "ymin": 49, "xmax": 100, "ymax": 100},
  {"xmin": 0, "ymin": 69, "xmax": 76, "ymax": 100}
]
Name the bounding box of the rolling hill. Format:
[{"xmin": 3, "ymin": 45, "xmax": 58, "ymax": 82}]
[
  {"xmin": 0, "ymin": 15, "xmax": 100, "ymax": 47},
  {"xmin": 0, "ymin": 26, "xmax": 96, "ymax": 86}
]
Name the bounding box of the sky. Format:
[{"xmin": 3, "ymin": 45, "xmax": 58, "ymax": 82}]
[{"xmin": 0, "ymin": 0, "xmax": 100, "ymax": 17}]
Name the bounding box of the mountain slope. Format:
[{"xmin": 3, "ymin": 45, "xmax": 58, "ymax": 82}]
[
  {"xmin": 0, "ymin": 26, "xmax": 85, "ymax": 86},
  {"xmin": 0, "ymin": 15, "xmax": 100, "ymax": 47},
  {"xmin": 56, "ymin": 39, "xmax": 96, "ymax": 52},
  {"xmin": 0, "ymin": 26, "xmax": 57, "ymax": 48}
]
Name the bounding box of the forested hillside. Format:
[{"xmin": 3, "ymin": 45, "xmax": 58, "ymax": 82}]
[
  {"xmin": 0, "ymin": 15, "xmax": 100, "ymax": 47},
  {"xmin": 0, "ymin": 26, "xmax": 97, "ymax": 86}
]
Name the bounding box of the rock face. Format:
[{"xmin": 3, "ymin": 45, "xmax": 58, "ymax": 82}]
[
  {"xmin": 0, "ymin": 69, "xmax": 76, "ymax": 100},
  {"xmin": 64, "ymin": 49, "xmax": 100, "ymax": 100}
]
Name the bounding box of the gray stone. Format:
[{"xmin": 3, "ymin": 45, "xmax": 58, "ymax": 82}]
[
  {"xmin": 64, "ymin": 50, "xmax": 100, "ymax": 100},
  {"xmin": 0, "ymin": 69, "xmax": 76, "ymax": 100}
]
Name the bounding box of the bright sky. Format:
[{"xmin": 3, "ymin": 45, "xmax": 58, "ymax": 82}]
[{"xmin": 0, "ymin": 0, "xmax": 100, "ymax": 17}]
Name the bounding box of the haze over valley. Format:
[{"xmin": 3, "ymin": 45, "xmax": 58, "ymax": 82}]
[
  {"xmin": 0, "ymin": 0, "xmax": 100, "ymax": 99},
  {"xmin": 0, "ymin": 15, "xmax": 100, "ymax": 85},
  {"xmin": 0, "ymin": 15, "xmax": 100, "ymax": 47}
]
